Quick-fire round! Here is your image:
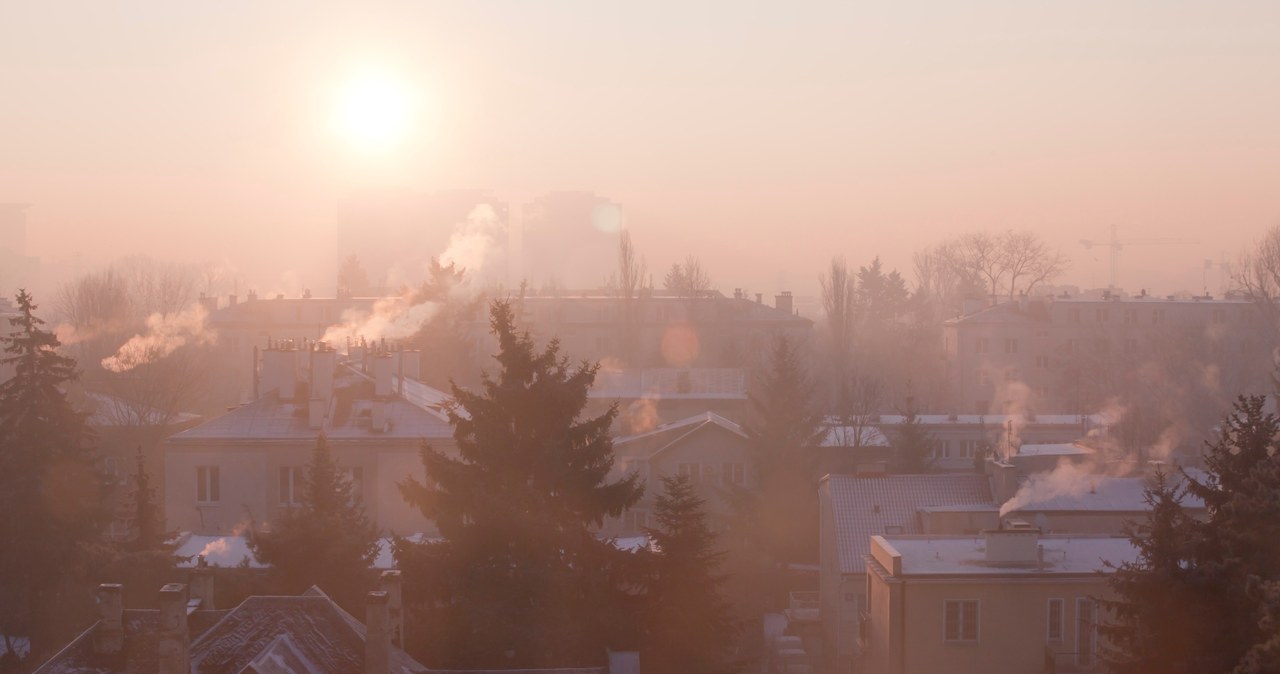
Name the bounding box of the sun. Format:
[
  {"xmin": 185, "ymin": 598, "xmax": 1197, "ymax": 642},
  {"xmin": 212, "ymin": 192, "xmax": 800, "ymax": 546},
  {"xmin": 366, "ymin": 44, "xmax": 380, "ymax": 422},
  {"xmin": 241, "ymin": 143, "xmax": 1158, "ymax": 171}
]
[{"xmin": 332, "ymin": 70, "xmax": 415, "ymax": 152}]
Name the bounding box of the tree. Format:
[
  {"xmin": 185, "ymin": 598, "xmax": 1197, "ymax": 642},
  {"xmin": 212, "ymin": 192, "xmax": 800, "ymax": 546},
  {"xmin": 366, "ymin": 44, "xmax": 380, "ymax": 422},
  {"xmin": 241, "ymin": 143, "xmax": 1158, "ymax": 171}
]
[
  {"xmin": 819, "ymin": 256, "xmax": 857, "ymax": 396},
  {"xmin": 249, "ymin": 433, "xmax": 380, "ymax": 612},
  {"xmin": 1235, "ymin": 224, "xmax": 1280, "ymax": 336},
  {"xmin": 640, "ymin": 475, "xmax": 740, "ymax": 674},
  {"xmin": 337, "ymin": 254, "xmax": 372, "ymax": 297},
  {"xmin": 607, "ymin": 231, "xmax": 649, "ymax": 365},
  {"xmin": 0, "ymin": 290, "xmax": 103, "ymax": 663},
  {"xmin": 408, "ymin": 258, "xmax": 483, "ymax": 389},
  {"xmin": 663, "ymin": 256, "xmax": 712, "ymax": 301},
  {"xmin": 396, "ymin": 300, "xmax": 643, "ymax": 668},
  {"xmin": 890, "ymin": 392, "xmax": 933, "ymax": 473},
  {"xmin": 925, "ymin": 230, "xmax": 1067, "ymax": 304},
  {"xmin": 832, "ymin": 374, "xmax": 885, "ymax": 449},
  {"xmin": 1099, "ymin": 470, "xmax": 1202, "ymax": 674},
  {"xmin": 1101, "ymin": 396, "xmax": 1280, "ymax": 673}
]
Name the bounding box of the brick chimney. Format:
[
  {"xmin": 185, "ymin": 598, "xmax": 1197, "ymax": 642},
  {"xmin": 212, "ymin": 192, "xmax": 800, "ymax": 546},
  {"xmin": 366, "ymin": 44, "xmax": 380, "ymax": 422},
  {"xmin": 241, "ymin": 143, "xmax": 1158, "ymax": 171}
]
[
  {"xmin": 311, "ymin": 345, "xmax": 337, "ymax": 403},
  {"xmin": 190, "ymin": 566, "xmax": 215, "ymax": 610},
  {"xmin": 93, "ymin": 583, "xmax": 124, "ymax": 656},
  {"xmin": 260, "ymin": 346, "xmax": 297, "ymax": 400},
  {"xmin": 157, "ymin": 583, "xmax": 189, "ymax": 674},
  {"xmin": 775, "ymin": 291, "xmax": 793, "ymax": 315},
  {"xmin": 365, "ymin": 591, "xmax": 391, "ymax": 674},
  {"xmin": 380, "ymin": 570, "xmax": 403, "ymax": 648}
]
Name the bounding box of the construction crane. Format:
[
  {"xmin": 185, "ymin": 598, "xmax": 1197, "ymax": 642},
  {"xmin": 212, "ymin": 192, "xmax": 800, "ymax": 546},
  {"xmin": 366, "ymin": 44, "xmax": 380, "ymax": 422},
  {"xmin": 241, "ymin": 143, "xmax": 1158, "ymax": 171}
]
[{"xmin": 1079, "ymin": 224, "xmax": 1199, "ymax": 291}]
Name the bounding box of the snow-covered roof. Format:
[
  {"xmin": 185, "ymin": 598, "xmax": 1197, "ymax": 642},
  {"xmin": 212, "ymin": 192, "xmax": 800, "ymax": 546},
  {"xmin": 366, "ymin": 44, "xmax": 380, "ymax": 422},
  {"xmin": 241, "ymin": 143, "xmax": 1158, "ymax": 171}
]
[
  {"xmin": 874, "ymin": 534, "xmax": 1138, "ymax": 576},
  {"xmin": 1005, "ymin": 473, "xmax": 1206, "ymax": 513},
  {"xmin": 1015, "ymin": 443, "xmax": 1095, "ymax": 457},
  {"xmin": 823, "ymin": 473, "xmax": 993, "ymax": 575},
  {"xmin": 168, "ymin": 392, "xmax": 453, "ymax": 444}
]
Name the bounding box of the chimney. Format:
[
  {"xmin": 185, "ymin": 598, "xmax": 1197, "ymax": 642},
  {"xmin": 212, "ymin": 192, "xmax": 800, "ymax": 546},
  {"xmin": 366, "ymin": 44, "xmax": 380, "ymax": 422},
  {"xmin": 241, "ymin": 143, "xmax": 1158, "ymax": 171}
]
[
  {"xmin": 987, "ymin": 459, "xmax": 1020, "ymax": 506},
  {"xmin": 308, "ymin": 397, "xmax": 326, "ymax": 429},
  {"xmin": 371, "ymin": 400, "xmax": 389, "ymax": 433},
  {"xmin": 399, "ymin": 350, "xmax": 421, "ymax": 382},
  {"xmin": 365, "ymin": 591, "xmax": 391, "ymax": 674},
  {"xmin": 380, "ymin": 571, "xmax": 403, "ymax": 648},
  {"xmin": 157, "ymin": 583, "xmax": 189, "ymax": 674},
  {"xmin": 93, "ymin": 583, "xmax": 124, "ymax": 656},
  {"xmin": 198, "ymin": 294, "xmax": 218, "ymax": 315},
  {"xmin": 755, "ymin": 293, "xmax": 762, "ymax": 304},
  {"xmin": 189, "ymin": 566, "xmax": 215, "ymax": 610},
  {"xmin": 774, "ymin": 291, "xmax": 793, "ymax": 315},
  {"xmin": 983, "ymin": 523, "xmax": 1041, "ymax": 564},
  {"xmin": 311, "ymin": 345, "xmax": 337, "ymax": 403},
  {"xmin": 260, "ymin": 346, "xmax": 297, "ymax": 400},
  {"xmin": 227, "ymin": 293, "xmax": 238, "ymax": 307},
  {"xmin": 373, "ymin": 355, "xmax": 393, "ymax": 398},
  {"xmin": 733, "ymin": 288, "xmax": 743, "ymax": 300},
  {"xmin": 247, "ymin": 289, "xmax": 258, "ymax": 302}
]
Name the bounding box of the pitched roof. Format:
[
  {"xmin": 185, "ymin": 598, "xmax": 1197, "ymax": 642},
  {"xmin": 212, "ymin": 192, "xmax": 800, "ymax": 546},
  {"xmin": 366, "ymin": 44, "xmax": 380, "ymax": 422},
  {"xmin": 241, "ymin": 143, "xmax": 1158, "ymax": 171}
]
[
  {"xmin": 613, "ymin": 411, "xmax": 747, "ymax": 460},
  {"xmin": 823, "ymin": 473, "xmax": 993, "ymax": 575},
  {"xmin": 168, "ymin": 391, "xmax": 452, "ymax": 444},
  {"xmin": 34, "ymin": 590, "xmax": 426, "ymax": 674}
]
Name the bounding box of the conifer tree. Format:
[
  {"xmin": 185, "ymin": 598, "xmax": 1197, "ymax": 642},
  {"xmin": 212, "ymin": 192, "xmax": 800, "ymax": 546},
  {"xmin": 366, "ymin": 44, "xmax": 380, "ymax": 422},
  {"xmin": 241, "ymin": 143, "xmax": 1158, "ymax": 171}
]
[
  {"xmin": 249, "ymin": 433, "xmax": 380, "ymax": 611},
  {"xmin": 0, "ymin": 290, "xmax": 102, "ymax": 662},
  {"xmin": 726, "ymin": 333, "xmax": 825, "ymax": 618},
  {"xmin": 641, "ymin": 474, "xmax": 740, "ymax": 674},
  {"xmin": 396, "ymin": 300, "xmax": 643, "ymax": 669},
  {"xmin": 1102, "ymin": 396, "xmax": 1280, "ymax": 673},
  {"xmin": 891, "ymin": 392, "xmax": 934, "ymax": 473}
]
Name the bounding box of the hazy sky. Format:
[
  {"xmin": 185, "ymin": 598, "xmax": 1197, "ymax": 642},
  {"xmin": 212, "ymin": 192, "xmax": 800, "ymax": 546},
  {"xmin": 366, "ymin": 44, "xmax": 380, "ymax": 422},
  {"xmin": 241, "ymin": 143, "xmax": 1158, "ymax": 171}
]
[{"xmin": 3, "ymin": 1, "xmax": 1279, "ymax": 298}]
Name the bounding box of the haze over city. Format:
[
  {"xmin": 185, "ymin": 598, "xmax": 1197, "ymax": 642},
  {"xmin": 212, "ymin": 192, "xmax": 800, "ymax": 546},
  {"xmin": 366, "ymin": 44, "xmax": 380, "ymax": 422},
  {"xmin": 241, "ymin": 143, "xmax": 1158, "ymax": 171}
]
[
  {"xmin": 4, "ymin": 3, "xmax": 1280, "ymax": 674},
  {"xmin": 4, "ymin": 1, "xmax": 1279, "ymax": 297}
]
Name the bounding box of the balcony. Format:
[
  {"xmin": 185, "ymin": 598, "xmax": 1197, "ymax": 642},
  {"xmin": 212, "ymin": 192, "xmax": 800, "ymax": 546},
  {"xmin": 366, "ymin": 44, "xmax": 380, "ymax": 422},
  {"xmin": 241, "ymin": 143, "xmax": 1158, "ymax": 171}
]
[{"xmin": 784, "ymin": 591, "xmax": 820, "ymax": 624}]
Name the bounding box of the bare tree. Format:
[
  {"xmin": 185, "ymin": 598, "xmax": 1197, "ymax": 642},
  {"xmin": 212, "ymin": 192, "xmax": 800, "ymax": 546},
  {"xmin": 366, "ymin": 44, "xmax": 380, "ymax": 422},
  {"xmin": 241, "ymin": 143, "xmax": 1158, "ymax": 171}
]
[
  {"xmin": 1235, "ymin": 224, "xmax": 1280, "ymax": 331},
  {"xmin": 832, "ymin": 374, "xmax": 886, "ymax": 448},
  {"xmin": 663, "ymin": 255, "xmax": 712, "ymax": 299},
  {"xmin": 608, "ymin": 231, "xmax": 649, "ymax": 364},
  {"xmin": 337, "ymin": 254, "xmax": 371, "ymax": 297},
  {"xmin": 1001, "ymin": 230, "xmax": 1068, "ymax": 300},
  {"xmin": 820, "ymin": 256, "xmax": 856, "ymax": 393}
]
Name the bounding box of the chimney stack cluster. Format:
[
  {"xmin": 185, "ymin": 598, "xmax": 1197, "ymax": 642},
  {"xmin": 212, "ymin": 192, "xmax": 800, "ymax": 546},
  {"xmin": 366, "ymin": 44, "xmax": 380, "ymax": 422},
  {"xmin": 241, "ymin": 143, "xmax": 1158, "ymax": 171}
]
[{"xmin": 157, "ymin": 583, "xmax": 190, "ymax": 674}]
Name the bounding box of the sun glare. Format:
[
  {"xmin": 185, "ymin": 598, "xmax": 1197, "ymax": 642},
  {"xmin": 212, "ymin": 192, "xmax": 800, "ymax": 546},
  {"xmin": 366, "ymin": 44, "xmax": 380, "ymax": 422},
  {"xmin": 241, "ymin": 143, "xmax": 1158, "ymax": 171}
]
[{"xmin": 332, "ymin": 70, "xmax": 416, "ymax": 152}]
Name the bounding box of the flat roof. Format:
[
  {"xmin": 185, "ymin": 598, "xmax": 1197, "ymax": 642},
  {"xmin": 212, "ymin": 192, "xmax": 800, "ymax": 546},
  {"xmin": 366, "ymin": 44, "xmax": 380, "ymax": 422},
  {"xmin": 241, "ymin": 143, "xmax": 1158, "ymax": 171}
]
[{"xmin": 876, "ymin": 534, "xmax": 1137, "ymax": 576}]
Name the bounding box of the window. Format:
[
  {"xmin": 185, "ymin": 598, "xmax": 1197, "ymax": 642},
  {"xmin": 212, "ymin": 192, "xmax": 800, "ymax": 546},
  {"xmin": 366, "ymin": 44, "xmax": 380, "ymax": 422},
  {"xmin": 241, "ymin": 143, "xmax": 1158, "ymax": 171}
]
[
  {"xmin": 975, "ymin": 338, "xmax": 989, "ymax": 354},
  {"xmin": 1004, "ymin": 338, "xmax": 1018, "ymax": 354},
  {"xmin": 1124, "ymin": 338, "xmax": 1139, "ymax": 354},
  {"xmin": 345, "ymin": 467, "xmax": 364, "ymax": 502},
  {"xmin": 1069, "ymin": 308, "xmax": 1080, "ymax": 323},
  {"xmin": 1065, "ymin": 339, "xmax": 1078, "ymax": 355},
  {"xmin": 1152, "ymin": 309, "xmax": 1165, "ymax": 324},
  {"xmin": 197, "ymin": 466, "xmax": 220, "ymax": 503},
  {"xmin": 279, "ymin": 467, "xmax": 304, "ymax": 505},
  {"xmin": 1096, "ymin": 308, "xmax": 1109, "ymax": 323},
  {"xmin": 1077, "ymin": 598, "xmax": 1098, "ymax": 667},
  {"xmin": 1123, "ymin": 308, "xmax": 1138, "ymax": 324},
  {"xmin": 933, "ymin": 440, "xmax": 951, "ymax": 459},
  {"xmin": 1035, "ymin": 355, "xmax": 1050, "ymax": 369},
  {"xmin": 1047, "ymin": 598, "xmax": 1064, "ymax": 642},
  {"xmin": 677, "ymin": 463, "xmax": 701, "ymax": 483},
  {"xmin": 944, "ymin": 600, "xmax": 978, "ymax": 642},
  {"xmin": 1094, "ymin": 338, "xmax": 1110, "ymax": 355},
  {"xmin": 1213, "ymin": 308, "xmax": 1226, "ymax": 324},
  {"xmin": 960, "ymin": 439, "xmax": 978, "ymax": 459},
  {"xmin": 721, "ymin": 462, "xmax": 745, "ymax": 486}
]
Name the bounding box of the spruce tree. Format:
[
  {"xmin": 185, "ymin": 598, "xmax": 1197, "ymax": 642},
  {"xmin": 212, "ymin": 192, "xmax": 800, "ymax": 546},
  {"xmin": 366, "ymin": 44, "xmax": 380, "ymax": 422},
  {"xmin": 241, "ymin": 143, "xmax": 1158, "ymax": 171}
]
[
  {"xmin": 396, "ymin": 300, "xmax": 643, "ymax": 669},
  {"xmin": 1101, "ymin": 396, "xmax": 1280, "ymax": 673},
  {"xmin": 641, "ymin": 474, "xmax": 740, "ymax": 674},
  {"xmin": 891, "ymin": 392, "xmax": 934, "ymax": 473},
  {"xmin": 249, "ymin": 433, "xmax": 380, "ymax": 611},
  {"xmin": 0, "ymin": 290, "xmax": 102, "ymax": 662},
  {"xmin": 726, "ymin": 333, "xmax": 825, "ymax": 617}
]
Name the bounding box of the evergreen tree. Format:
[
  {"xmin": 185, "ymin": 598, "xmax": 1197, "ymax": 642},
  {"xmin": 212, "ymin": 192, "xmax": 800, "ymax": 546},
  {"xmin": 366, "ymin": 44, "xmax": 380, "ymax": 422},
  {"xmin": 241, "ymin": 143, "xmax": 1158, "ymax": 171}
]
[
  {"xmin": 725, "ymin": 333, "xmax": 826, "ymax": 621},
  {"xmin": 396, "ymin": 300, "xmax": 643, "ymax": 669},
  {"xmin": 249, "ymin": 433, "xmax": 380, "ymax": 611},
  {"xmin": 1101, "ymin": 396, "xmax": 1280, "ymax": 673},
  {"xmin": 891, "ymin": 392, "xmax": 933, "ymax": 473},
  {"xmin": 0, "ymin": 290, "xmax": 102, "ymax": 662},
  {"xmin": 94, "ymin": 445, "xmax": 181, "ymax": 611},
  {"xmin": 408, "ymin": 258, "xmax": 482, "ymax": 389},
  {"xmin": 640, "ymin": 475, "xmax": 740, "ymax": 674},
  {"xmin": 128, "ymin": 445, "xmax": 168, "ymax": 553},
  {"xmin": 1099, "ymin": 470, "xmax": 1203, "ymax": 674}
]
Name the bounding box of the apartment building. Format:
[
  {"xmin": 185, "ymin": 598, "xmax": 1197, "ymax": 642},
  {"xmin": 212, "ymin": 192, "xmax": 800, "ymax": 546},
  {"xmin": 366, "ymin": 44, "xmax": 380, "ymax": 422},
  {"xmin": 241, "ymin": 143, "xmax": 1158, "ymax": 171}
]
[
  {"xmin": 860, "ymin": 527, "xmax": 1136, "ymax": 674},
  {"xmin": 942, "ymin": 293, "xmax": 1270, "ymax": 415},
  {"xmin": 164, "ymin": 343, "xmax": 455, "ymax": 537}
]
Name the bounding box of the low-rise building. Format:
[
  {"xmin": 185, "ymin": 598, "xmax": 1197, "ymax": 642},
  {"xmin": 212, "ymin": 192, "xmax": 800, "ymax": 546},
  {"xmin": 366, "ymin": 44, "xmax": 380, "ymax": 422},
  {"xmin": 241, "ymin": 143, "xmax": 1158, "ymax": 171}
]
[{"xmin": 860, "ymin": 527, "xmax": 1136, "ymax": 674}]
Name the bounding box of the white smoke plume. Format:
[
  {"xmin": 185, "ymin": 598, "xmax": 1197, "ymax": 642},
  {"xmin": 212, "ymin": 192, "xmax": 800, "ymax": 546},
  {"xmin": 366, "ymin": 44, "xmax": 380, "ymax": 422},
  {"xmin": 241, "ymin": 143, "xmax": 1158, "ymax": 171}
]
[
  {"xmin": 321, "ymin": 294, "xmax": 440, "ymax": 347},
  {"xmin": 1000, "ymin": 459, "xmax": 1101, "ymax": 517},
  {"xmin": 101, "ymin": 305, "xmax": 214, "ymax": 372},
  {"xmin": 439, "ymin": 204, "xmax": 504, "ymax": 284}
]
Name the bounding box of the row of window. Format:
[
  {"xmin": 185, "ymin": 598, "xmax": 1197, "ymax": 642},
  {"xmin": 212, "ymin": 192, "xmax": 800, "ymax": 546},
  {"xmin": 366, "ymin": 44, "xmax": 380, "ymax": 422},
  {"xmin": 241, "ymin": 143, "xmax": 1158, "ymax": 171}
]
[
  {"xmin": 676, "ymin": 462, "xmax": 745, "ymax": 487},
  {"xmin": 195, "ymin": 465, "xmax": 364, "ymax": 505},
  {"xmin": 943, "ymin": 598, "xmax": 1097, "ymax": 664},
  {"xmin": 929, "ymin": 439, "xmax": 981, "ymax": 459}
]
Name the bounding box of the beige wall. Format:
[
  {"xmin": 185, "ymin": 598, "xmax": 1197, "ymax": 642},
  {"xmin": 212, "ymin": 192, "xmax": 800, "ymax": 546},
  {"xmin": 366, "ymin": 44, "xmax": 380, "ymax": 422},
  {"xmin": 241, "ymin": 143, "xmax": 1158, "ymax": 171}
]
[
  {"xmin": 164, "ymin": 439, "xmax": 448, "ymax": 537},
  {"xmin": 864, "ymin": 556, "xmax": 1112, "ymax": 674}
]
